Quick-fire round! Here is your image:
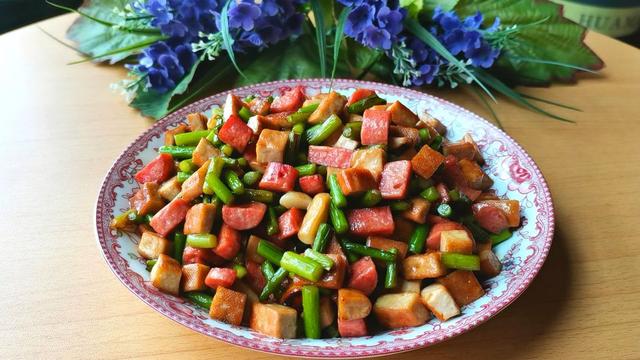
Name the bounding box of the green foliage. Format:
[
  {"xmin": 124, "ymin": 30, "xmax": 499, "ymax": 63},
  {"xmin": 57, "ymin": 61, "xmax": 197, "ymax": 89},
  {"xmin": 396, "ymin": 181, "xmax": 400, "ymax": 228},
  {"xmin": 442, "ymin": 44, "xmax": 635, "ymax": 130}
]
[
  {"xmin": 309, "ymin": 0, "xmax": 328, "ymax": 77},
  {"xmin": 131, "ymin": 60, "xmax": 202, "ymax": 119},
  {"xmin": 454, "ymin": 0, "xmax": 603, "ymax": 85},
  {"xmin": 65, "ymin": 0, "xmax": 159, "ymax": 63},
  {"xmin": 220, "ymin": 0, "xmax": 246, "ymax": 79},
  {"xmin": 331, "ymin": 8, "xmax": 349, "ymax": 80},
  {"xmin": 421, "ymin": 0, "xmax": 459, "ymax": 12}
]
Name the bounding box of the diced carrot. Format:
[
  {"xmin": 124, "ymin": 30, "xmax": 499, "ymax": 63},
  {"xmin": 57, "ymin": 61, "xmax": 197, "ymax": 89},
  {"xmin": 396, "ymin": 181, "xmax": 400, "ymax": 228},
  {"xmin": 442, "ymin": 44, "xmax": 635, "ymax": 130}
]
[
  {"xmin": 258, "ymin": 162, "xmax": 298, "ymax": 192},
  {"xmin": 347, "ymin": 88, "xmax": 376, "ymax": 106},
  {"xmin": 337, "ymin": 168, "xmax": 377, "ymax": 196},
  {"xmin": 218, "ymin": 114, "xmax": 253, "ymax": 153},
  {"xmin": 361, "ymin": 109, "xmax": 390, "ymax": 145},
  {"xmin": 299, "ymin": 174, "xmax": 325, "ymax": 195},
  {"xmin": 347, "ymin": 206, "xmax": 395, "ymax": 237},
  {"xmin": 214, "ymin": 223, "xmax": 242, "ymax": 260},
  {"xmin": 134, "ymin": 153, "xmax": 175, "ymax": 184},
  {"xmin": 270, "ymin": 86, "xmax": 305, "ymax": 113},
  {"xmin": 308, "ymin": 145, "xmax": 353, "ymax": 168},
  {"xmin": 149, "ymin": 198, "xmax": 190, "ymax": 237},
  {"xmin": 379, "ymin": 160, "xmax": 412, "ymax": 200},
  {"xmin": 205, "ymin": 267, "xmax": 237, "ymax": 289},
  {"xmin": 347, "ymin": 257, "xmax": 378, "ymax": 295},
  {"xmin": 411, "ymin": 145, "xmax": 445, "ymax": 179}
]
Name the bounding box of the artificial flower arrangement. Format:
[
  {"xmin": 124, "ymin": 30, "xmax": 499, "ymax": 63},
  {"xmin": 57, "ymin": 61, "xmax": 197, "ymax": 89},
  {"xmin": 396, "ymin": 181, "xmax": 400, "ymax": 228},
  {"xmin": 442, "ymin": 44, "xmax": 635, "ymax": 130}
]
[{"xmin": 51, "ymin": 0, "xmax": 603, "ymax": 124}]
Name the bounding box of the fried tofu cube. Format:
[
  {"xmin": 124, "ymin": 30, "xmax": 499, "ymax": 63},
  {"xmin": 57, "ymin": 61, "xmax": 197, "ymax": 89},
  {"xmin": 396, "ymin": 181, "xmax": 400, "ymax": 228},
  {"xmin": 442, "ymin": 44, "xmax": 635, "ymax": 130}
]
[
  {"xmin": 420, "ymin": 283, "xmax": 460, "ymax": 321},
  {"xmin": 246, "ymin": 235, "xmax": 265, "ymax": 264},
  {"xmin": 373, "ymin": 293, "xmax": 430, "ymax": 329},
  {"xmin": 150, "ymin": 254, "xmax": 182, "ymax": 295},
  {"xmin": 129, "ymin": 182, "xmax": 165, "ymax": 216},
  {"xmin": 458, "ymin": 159, "xmax": 493, "ymax": 190},
  {"xmin": 402, "ymin": 252, "xmax": 447, "ymax": 280},
  {"xmin": 338, "ymin": 288, "xmax": 372, "ymax": 321},
  {"xmin": 183, "ymin": 203, "xmax": 217, "ymax": 235},
  {"xmin": 350, "ymin": 147, "xmax": 386, "ymax": 180},
  {"xmin": 138, "ymin": 231, "xmax": 171, "ymax": 260},
  {"xmin": 411, "ymin": 145, "xmax": 445, "ymax": 179},
  {"xmin": 164, "ymin": 124, "xmax": 188, "ymax": 146},
  {"xmin": 366, "ymin": 236, "xmax": 408, "ymax": 260},
  {"xmin": 440, "ymin": 230, "xmax": 473, "ymax": 254},
  {"xmin": 400, "ymin": 197, "xmax": 431, "ymax": 224},
  {"xmin": 158, "ymin": 176, "xmax": 182, "ymax": 201},
  {"xmin": 256, "ymin": 129, "xmax": 289, "ymax": 164},
  {"xmin": 249, "ymin": 303, "xmax": 297, "ymax": 338},
  {"xmin": 308, "ymin": 91, "xmax": 347, "ymax": 124},
  {"xmin": 187, "ymin": 112, "xmax": 207, "ymax": 131},
  {"xmin": 386, "ymin": 101, "xmax": 419, "ymax": 127},
  {"xmin": 181, "ymin": 263, "xmax": 211, "ymax": 292},
  {"xmin": 223, "ymin": 94, "xmax": 243, "ymax": 121},
  {"xmin": 399, "ymin": 279, "xmax": 421, "ymax": 294},
  {"xmin": 337, "ymin": 167, "xmax": 377, "ymax": 196},
  {"xmin": 479, "ymin": 248, "xmax": 502, "ymax": 278},
  {"xmin": 210, "ymin": 286, "xmax": 247, "ymax": 326},
  {"xmin": 192, "ymin": 138, "xmax": 220, "ymax": 167},
  {"xmin": 437, "ymin": 270, "xmax": 485, "ymax": 306},
  {"xmin": 320, "ymin": 297, "xmax": 336, "ymax": 329}
]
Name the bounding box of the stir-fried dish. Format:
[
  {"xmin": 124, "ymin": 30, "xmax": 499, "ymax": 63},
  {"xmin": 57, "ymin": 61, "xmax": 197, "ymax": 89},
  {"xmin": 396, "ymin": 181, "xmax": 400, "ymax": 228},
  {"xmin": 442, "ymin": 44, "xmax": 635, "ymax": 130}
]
[{"xmin": 111, "ymin": 87, "xmax": 520, "ymax": 339}]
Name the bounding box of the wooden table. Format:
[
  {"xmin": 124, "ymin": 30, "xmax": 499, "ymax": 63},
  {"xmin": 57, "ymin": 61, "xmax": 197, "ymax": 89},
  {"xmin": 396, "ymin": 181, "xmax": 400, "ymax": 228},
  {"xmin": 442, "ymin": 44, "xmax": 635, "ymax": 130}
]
[{"xmin": 1, "ymin": 14, "xmax": 638, "ymax": 359}]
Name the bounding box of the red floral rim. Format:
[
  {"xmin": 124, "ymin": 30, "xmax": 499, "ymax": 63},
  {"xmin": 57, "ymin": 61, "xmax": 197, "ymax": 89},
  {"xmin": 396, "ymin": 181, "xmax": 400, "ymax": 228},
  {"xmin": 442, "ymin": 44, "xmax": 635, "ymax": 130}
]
[{"xmin": 95, "ymin": 78, "xmax": 555, "ymax": 358}]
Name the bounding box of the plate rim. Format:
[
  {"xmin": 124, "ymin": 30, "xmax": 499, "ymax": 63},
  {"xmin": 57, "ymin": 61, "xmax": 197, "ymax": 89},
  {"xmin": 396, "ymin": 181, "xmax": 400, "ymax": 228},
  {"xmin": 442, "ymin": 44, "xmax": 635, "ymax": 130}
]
[{"xmin": 95, "ymin": 78, "xmax": 555, "ymax": 358}]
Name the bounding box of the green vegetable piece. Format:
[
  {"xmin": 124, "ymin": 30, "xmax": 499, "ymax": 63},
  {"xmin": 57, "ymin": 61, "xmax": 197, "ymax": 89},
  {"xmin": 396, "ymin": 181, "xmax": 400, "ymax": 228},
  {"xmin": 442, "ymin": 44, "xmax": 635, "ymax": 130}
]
[
  {"xmin": 243, "ymin": 189, "xmax": 274, "ymax": 203},
  {"xmin": 306, "ymin": 114, "xmax": 342, "ymax": 145},
  {"xmin": 266, "ymin": 206, "xmax": 280, "ymax": 236},
  {"xmin": 302, "ymin": 285, "xmax": 321, "ymax": 339},
  {"xmin": 173, "ymin": 232, "xmax": 187, "ymax": 264},
  {"xmin": 242, "ymin": 171, "xmax": 262, "ymax": 186},
  {"xmin": 408, "ymin": 223, "xmax": 429, "ymax": 254},
  {"xmin": 145, "ymin": 259, "xmax": 157, "ymax": 272},
  {"xmin": 328, "ymin": 174, "xmax": 347, "ymax": 208},
  {"xmin": 430, "ymin": 134, "xmax": 443, "ymax": 150},
  {"xmin": 448, "ymin": 189, "xmax": 461, "ymax": 202},
  {"xmin": 280, "ymin": 251, "xmax": 324, "ymax": 282},
  {"xmin": 304, "ymin": 249, "xmax": 334, "ymax": 271},
  {"xmin": 316, "ymin": 165, "xmax": 327, "ymax": 176},
  {"xmin": 292, "ymin": 122, "xmax": 306, "ymax": 135},
  {"xmin": 184, "ymin": 292, "xmax": 213, "ymax": 309},
  {"xmin": 461, "ymin": 217, "xmax": 490, "ymax": 244},
  {"xmin": 437, "ymin": 203, "xmax": 453, "ymax": 218},
  {"xmin": 420, "ymin": 186, "xmax": 440, "ymax": 202},
  {"xmin": 159, "ymin": 145, "xmax": 195, "ymax": 159},
  {"xmin": 360, "ymin": 189, "xmax": 382, "ymax": 207},
  {"xmin": 329, "ymin": 202, "xmax": 348, "ymax": 234},
  {"xmin": 256, "ymin": 239, "xmax": 284, "ymax": 266},
  {"xmin": 127, "ymin": 210, "xmax": 144, "ymax": 224},
  {"xmin": 418, "ymin": 128, "xmax": 431, "ymax": 144},
  {"xmin": 233, "ymin": 264, "xmax": 247, "ymax": 279},
  {"xmin": 179, "ymin": 159, "xmax": 197, "ymax": 173},
  {"xmin": 259, "ymin": 267, "xmax": 288, "ymax": 301},
  {"xmin": 300, "ymin": 103, "xmax": 320, "ymax": 113},
  {"xmin": 341, "ymin": 241, "xmax": 396, "ymax": 262},
  {"xmin": 295, "ymin": 163, "xmax": 317, "ymax": 176},
  {"xmin": 441, "ymin": 253, "xmax": 480, "ymax": 271},
  {"xmin": 261, "ymin": 261, "xmax": 276, "ymax": 279},
  {"xmin": 347, "ymin": 95, "xmax": 386, "ymax": 114},
  {"xmin": 390, "ymin": 200, "xmax": 410, "ymax": 212},
  {"xmin": 312, "ymin": 223, "xmax": 333, "ymax": 253},
  {"xmin": 204, "ymin": 157, "xmax": 235, "ymax": 204},
  {"xmin": 177, "ymin": 171, "xmax": 191, "ymax": 183},
  {"xmin": 186, "ymin": 233, "xmax": 217, "ymax": 248},
  {"xmin": 222, "ymin": 170, "xmax": 245, "ymax": 195},
  {"xmin": 337, "ymin": 236, "xmax": 359, "ymax": 263},
  {"xmin": 174, "ymin": 130, "xmax": 212, "ymax": 146},
  {"xmin": 490, "ymin": 229, "xmax": 513, "ymax": 246},
  {"xmin": 238, "ymin": 106, "xmax": 253, "ymax": 121},
  {"xmin": 220, "ymin": 144, "xmax": 234, "ymax": 157},
  {"xmin": 384, "ymin": 248, "xmax": 399, "ymax": 289},
  {"xmin": 342, "ymin": 121, "xmax": 362, "ymax": 140}
]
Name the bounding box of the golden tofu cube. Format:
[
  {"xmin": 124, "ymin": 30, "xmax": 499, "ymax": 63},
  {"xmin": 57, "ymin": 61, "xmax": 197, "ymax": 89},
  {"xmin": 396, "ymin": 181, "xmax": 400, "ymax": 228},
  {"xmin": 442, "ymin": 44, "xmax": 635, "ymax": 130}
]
[
  {"xmin": 402, "ymin": 252, "xmax": 447, "ymax": 280},
  {"xmin": 350, "ymin": 147, "xmax": 386, "ymax": 180},
  {"xmin": 256, "ymin": 129, "xmax": 289, "ymax": 164},
  {"xmin": 158, "ymin": 176, "xmax": 182, "ymax": 201},
  {"xmin": 209, "ymin": 286, "xmax": 247, "ymax": 326},
  {"xmin": 150, "ymin": 254, "xmax": 182, "ymax": 295},
  {"xmin": 249, "ymin": 303, "xmax": 298, "ymax": 338},
  {"xmin": 420, "ymin": 283, "xmax": 460, "ymax": 321},
  {"xmin": 181, "ymin": 263, "xmax": 211, "ymax": 292},
  {"xmin": 399, "ymin": 279, "xmax": 421, "ymax": 294},
  {"xmin": 192, "ymin": 138, "xmax": 220, "ymax": 167},
  {"xmin": 437, "ymin": 270, "xmax": 485, "ymax": 307},
  {"xmin": 373, "ymin": 293, "xmax": 429, "ymax": 329},
  {"xmin": 440, "ymin": 230, "xmax": 473, "ymax": 254},
  {"xmin": 138, "ymin": 231, "xmax": 171, "ymax": 260},
  {"xmin": 479, "ymin": 249, "xmax": 502, "ymax": 278}
]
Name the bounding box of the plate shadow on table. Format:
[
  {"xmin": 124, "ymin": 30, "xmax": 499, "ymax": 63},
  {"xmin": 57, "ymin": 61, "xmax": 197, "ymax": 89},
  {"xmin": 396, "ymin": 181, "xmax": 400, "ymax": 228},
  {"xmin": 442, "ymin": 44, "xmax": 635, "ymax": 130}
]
[{"xmin": 385, "ymin": 226, "xmax": 573, "ymax": 360}]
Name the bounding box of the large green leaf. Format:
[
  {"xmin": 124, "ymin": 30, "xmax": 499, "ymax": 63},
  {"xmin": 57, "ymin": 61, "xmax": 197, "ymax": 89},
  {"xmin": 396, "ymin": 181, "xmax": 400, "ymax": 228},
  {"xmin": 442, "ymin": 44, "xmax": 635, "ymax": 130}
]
[
  {"xmin": 454, "ymin": 0, "xmax": 603, "ymax": 85},
  {"xmin": 66, "ymin": 0, "xmax": 158, "ymax": 64},
  {"xmin": 131, "ymin": 60, "xmax": 201, "ymax": 119}
]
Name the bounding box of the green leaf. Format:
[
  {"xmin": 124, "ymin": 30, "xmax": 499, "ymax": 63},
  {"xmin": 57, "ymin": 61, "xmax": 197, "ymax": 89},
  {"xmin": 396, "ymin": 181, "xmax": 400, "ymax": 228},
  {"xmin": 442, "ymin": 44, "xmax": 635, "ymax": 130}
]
[
  {"xmin": 421, "ymin": 0, "xmax": 459, "ymax": 12},
  {"xmin": 65, "ymin": 0, "xmax": 160, "ymax": 63},
  {"xmin": 309, "ymin": 0, "xmax": 328, "ymax": 77},
  {"xmin": 68, "ymin": 35, "xmax": 165, "ymax": 64},
  {"xmin": 131, "ymin": 60, "xmax": 201, "ymax": 119},
  {"xmin": 331, "ymin": 8, "xmax": 349, "ymax": 81},
  {"xmin": 454, "ymin": 0, "xmax": 603, "ymax": 85},
  {"xmin": 221, "ymin": 0, "xmax": 247, "ymax": 79}
]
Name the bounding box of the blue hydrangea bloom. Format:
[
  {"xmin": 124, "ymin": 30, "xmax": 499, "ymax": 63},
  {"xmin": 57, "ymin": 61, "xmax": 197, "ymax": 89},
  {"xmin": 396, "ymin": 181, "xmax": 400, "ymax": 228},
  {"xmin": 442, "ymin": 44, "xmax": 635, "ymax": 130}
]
[
  {"xmin": 228, "ymin": 3, "xmax": 262, "ymax": 31},
  {"xmin": 343, "ymin": 0, "xmax": 405, "ymax": 50},
  {"xmin": 135, "ymin": 41, "xmax": 197, "ymax": 93}
]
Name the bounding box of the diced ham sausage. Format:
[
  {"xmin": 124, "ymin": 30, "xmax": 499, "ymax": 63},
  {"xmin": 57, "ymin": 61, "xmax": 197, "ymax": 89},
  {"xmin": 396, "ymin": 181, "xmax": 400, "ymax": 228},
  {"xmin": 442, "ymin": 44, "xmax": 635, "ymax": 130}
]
[
  {"xmin": 270, "ymin": 86, "xmax": 305, "ymax": 113},
  {"xmin": 274, "ymin": 208, "xmax": 305, "ymax": 241},
  {"xmin": 361, "ymin": 109, "xmax": 390, "ymax": 145},
  {"xmin": 205, "ymin": 267, "xmax": 237, "ymax": 289},
  {"xmin": 222, "ymin": 202, "xmax": 267, "ymax": 230},
  {"xmin": 308, "ymin": 145, "xmax": 353, "ymax": 168},
  {"xmin": 218, "ymin": 114, "xmax": 253, "ymax": 153},
  {"xmin": 347, "ymin": 88, "xmax": 375, "ymax": 106},
  {"xmin": 347, "ymin": 257, "xmax": 378, "ymax": 295},
  {"xmin": 379, "ymin": 160, "xmax": 412, "ymax": 200},
  {"xmin": 426, "ymin": 221, "xmax": 467, "ymax": 250},
  {"xmin": 149, "ymin": 198, "xmax": 190, "ymax": 237},
  {"xmin": 473, "ymin": 205, "xmax": 509, "ymax": 234},
  {"xmin": 245, "ymin": 260, "xmax": 267, "ymax": 293},
  {"xmin": 347, "ymin": 206, "xmax": 395, "ymax": 237},
  {"xmin": 214, "ymin": 223, "xmax": 242, "ymax": 260},
  {"xmin": 338, "ymin": 318, "xmax": 367, "ymax": 337},
  {"xmin": 258, "ymin": 162, "xmax": 298, "ymax": 192},
  {"xmin": 183, "ymin": 246, "xmax": 225, "ymax": 266},
  {"xmin": 298, "ymin": 175, "xmax": 325, "ymax": 195},
  {"xmin": 134, "ymin": 153, "xmax": 175, "ymax": 184}
]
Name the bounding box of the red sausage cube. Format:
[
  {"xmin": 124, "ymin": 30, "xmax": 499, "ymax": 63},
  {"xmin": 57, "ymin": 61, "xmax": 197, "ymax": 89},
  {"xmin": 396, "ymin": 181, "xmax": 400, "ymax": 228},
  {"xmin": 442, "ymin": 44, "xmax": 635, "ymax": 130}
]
[
  {"xmin": 218, "ymin": 115, "xmax": 253, "ymax": 153},
  {"xmin": 134, "ymin": 153, "xmax": 175, "ymax": 184},
  {"xmin": 347, "ymin": 256, "xmax": 378, "ymax": 295},
  {"xmin": 426, "ymin": 221, "xmax": 467, "ymax": 250},
  {"xmin": 299, "ymin": 174, "xmax": 325, "ymax": 195},
  {"xmin": 347, "ymin": 88, "xmax": 376, "ymax": 106},
  {"xmin": 275, "ymin": 208, "xmax": 305, "ymax": 241},
  {"xmin": 258, "ymin": 162, "xmax": 298, "ymax": 192},
  {"xmin": 338, "ymin": 318, "xmax": 367, "ymax": 337},
  {"xmin": 222, "ymin": 202, "xmax": 267, "ymax": 230},
  {"xmin": 214, "ymin": 223, "xmax": 242, "ymax": 260},
  {"xmin": 473, "ymin": 205, "xmax": 509, "ymax": 234},
  {"xmin": 361, "ymin": 109, "xmax": 390, "ymax": 145},
  {"xmin": 270, "ymin": 86, "xmax": 305, "ymax": 113},
  {"xmin": 245, "ymin": 260, "xmax": 266, "ymax": 293},
  {"xmin": 308, "ymin": 145, "xmax": 353, "ymax": 169},
  {"xmin": 379, "ymin": 160, "xmax": 412, "ymax": 200},
  {"xmin": 347, "ymin": 206, "xmax": 395, "ymax": 237},
  {"xmin": 205, "ymin": 267, "xmax": 237, "ymax": 289},
  {"xmin": 183, "ymin": 246, "xmax": 226, "ymax": 266},
  {"xmin": 149, "ymin": 198, "xmax": 190, "ymax": 237}
]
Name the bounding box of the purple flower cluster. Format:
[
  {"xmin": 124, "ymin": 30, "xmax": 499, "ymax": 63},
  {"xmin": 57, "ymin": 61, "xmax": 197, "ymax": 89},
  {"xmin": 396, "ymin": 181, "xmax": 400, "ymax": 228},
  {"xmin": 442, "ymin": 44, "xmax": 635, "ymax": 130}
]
[
  {"xmin": 339, "ymin": 0, "xmax": 406, "ymax": 50},
  {"xmin": 133, "ymin": 0, "xmax": 305, "ymax": 93}
]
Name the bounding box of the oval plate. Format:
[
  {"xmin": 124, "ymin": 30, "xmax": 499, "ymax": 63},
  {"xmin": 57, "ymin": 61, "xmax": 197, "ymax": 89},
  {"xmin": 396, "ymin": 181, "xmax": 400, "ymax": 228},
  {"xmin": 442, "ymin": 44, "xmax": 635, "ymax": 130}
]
[{"xmin": 95, "ymin": 79, "xmax": 554, "ymax": 358}]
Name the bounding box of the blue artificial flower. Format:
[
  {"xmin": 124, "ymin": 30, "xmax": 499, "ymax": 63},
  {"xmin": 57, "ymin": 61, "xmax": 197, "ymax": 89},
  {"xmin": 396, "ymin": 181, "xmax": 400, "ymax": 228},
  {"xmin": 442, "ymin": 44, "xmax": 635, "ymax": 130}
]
[
  {"xmin": 344, "ymin": 4, "xmax": 375, "ymax": 38},
  {"xmin": 228, "ymin": 2, "xmax": 262, "ymax": 31},
  {"xmin": 466, "ymin": 42, "xmax": 500, "ymax": 68},
  {"xmin": 363, "ymin": 26, "xmax": 391, "ymax": 49},
  {"xmin": 376, "ymin": 5, "xmax": 404, "ymax": 37},
  {"xmin": 134, "ymin": 41, "xmax": 197, "ymax": 93}
]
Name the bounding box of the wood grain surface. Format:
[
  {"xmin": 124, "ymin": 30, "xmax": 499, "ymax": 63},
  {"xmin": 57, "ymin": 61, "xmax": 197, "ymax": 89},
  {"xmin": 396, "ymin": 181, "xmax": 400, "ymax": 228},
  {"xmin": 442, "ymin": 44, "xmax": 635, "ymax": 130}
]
[{"xmin": 0, "ymin": 14, "xmax": 638, "ymax": 359}]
